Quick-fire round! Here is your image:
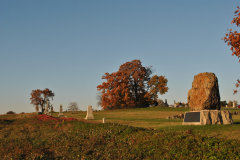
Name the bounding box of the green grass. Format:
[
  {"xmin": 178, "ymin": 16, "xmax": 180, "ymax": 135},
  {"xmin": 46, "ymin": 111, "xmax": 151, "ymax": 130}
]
[
  {"xmin": 50, "ymin": 106, "xmax": 240, "ymax": 140},
  {"xmin": 1, "ymin": 106, "xmax": 240, "ymax": 159},
  {"xmin": 1, "ymin": 116, "xmax": 240, "ymax": 159}
]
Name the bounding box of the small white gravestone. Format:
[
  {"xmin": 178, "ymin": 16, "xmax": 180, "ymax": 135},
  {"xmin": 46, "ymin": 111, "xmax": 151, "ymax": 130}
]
[
  {"xmin": 233, "ymin": 101, "xmax": 236, "ymax": 108},
  {"xmin": 102, "ymin": 118, "xmax": 106, "ymax": 123},
  {"xmin": 85, "ymin": 105, "xmax": 95, "ymax": 119},
  {"xmin": 174, "ymin": 104, "xmax": 177, "ymax": 107},
  {"xmin": 58, "ymin": 104, "xmax": 64, "ymax": 117},
  {"xmin": 226, "ymin": 105, "xmax": 228, "ymax": 108}
]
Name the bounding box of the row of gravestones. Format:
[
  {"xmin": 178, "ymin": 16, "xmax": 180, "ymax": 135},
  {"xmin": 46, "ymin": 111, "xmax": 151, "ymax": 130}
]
[{"xmin": 42, "ymin": 104, "xmax": 106, "ymax": 123}]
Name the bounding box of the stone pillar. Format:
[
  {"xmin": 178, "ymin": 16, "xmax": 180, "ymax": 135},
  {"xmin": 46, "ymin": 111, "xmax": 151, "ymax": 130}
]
[
  {"xmin": 58, "ymin": 104, "xmax": 64, "ymax": 117},
  {"xmin": 233, "ymin": 101, "xmax": 236, "ymax": 108},
  {"xmin": 226, "ymin": 105, "xmax": 228, "ymax": 108},
  {"xmin": 102, "ymin": 118, "xmax": 106, "ymax": 123},
  {"xmin": 85, "ymin": 105, "xmax": 94, "ymax": 119}
]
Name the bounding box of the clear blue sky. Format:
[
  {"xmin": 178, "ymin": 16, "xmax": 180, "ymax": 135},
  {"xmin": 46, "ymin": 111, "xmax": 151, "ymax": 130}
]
[{"xmin": 1, "ymin": 1, "xmax": 240, "ymax": 114}]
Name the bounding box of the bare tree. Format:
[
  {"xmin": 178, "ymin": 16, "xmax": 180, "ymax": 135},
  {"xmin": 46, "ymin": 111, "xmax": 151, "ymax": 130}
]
[
  {"xmin": 96, "ymin": 91, "xmax": 102, "ymax": 107},
  {"xmin": 68, "ymin": 102, "xmax": 79, "ymax": 112}
]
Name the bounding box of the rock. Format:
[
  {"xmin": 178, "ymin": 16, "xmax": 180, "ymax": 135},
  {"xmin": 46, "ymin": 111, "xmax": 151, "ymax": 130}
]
[
  {"xmin": 179, "ymin": 114, "xmax": 184, "ymax": 119},
  {"xmin": 201, "ymin": 110, "xmax": 232, "ymax": 125},
  {"xmin": 221, "ymin": 111, "xmax": 233, "ymax": 124},
  {"xmin": 188, "ymin": 72, "xmax": 220, "ymax": 111},
  {"xmin": 200, "ymin": 110, "xmax": 212, "ymax": 125},
  {"xmin": 209, "ymin": 110, "xmax": 222, "ymax": 124},
  {"xmin": 184, "ymin": 110, "xmax": 233, "ymax": 125},
  {"xmin": 166, "ymin": 117, "xmax": 170, "ymax": 119},
  {"xmin": 170, "ymin": 115, "xmax": 176, "ymax": 119}
]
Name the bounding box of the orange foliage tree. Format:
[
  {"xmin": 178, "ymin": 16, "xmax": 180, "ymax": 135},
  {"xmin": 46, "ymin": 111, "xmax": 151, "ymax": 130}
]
[
  {"xmin": 222, "ymin": 6, "xmax": 240, "ymax": 93},
  {"xmin": 97, "ymin": 60, "xmax": 168, "ymax": 109},
  {"xmin": 30, "ymin": 88, "xmax": 55, "ymax": 112}
]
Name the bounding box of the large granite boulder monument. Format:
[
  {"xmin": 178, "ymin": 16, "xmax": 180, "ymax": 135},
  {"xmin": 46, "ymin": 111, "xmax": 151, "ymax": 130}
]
[
  {"xmin": 183, "ymin": 72, "xmax": 233, "ymax": 125},
  {"xmin": 187, "ymin": 72, "xmax": 220, "ymax": 111}
]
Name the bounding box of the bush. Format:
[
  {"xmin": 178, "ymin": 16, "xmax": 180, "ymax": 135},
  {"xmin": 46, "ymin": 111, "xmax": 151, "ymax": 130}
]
[{"xmin": 6, "ymin": 111, "xmax": 15, "ymax": 114}]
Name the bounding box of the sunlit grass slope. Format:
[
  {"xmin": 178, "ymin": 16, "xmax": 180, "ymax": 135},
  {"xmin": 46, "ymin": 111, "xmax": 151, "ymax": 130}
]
[{"xmin": 50, "ymin": 106, "xmax": 240, "ymax": 140}]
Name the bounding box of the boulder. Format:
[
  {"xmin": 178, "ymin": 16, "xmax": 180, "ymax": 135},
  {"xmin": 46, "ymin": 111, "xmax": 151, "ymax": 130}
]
[
  {"xmin": 188, "ymin": 72, "xmax": 220, "ymax": 111},
  {"xmin": 183, "ymin": 110, "xmax": 233, "ymax": 125}
]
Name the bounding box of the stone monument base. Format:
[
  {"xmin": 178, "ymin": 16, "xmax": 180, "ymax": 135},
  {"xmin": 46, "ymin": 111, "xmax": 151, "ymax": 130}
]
[
  {"xmin": 182, "ymin": 110, "xmax": 233, "ymax": 125},
  {"xmin": 58, "ymin": 113, "xmax": 64, "ymax": 118},
  {"xmin": 85, "ymin": 115, "xmax": 94, "ymax": 120}
]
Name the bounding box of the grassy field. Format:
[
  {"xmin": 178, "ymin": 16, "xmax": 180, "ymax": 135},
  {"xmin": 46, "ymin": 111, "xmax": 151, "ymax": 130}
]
[
  {"xmin": 1, "ymin": 106, "xmax": 240, "ymax": 159},
  {"xmin": 48, "ymin": 106, "xmax": 240, "ymax": 140}
]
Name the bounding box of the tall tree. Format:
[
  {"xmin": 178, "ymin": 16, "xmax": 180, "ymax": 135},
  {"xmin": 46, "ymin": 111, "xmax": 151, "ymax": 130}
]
[
  {"xmin": 97, "ymin": 60, "xmax": 168, "ymax": 109},
  {"xmin": 30, "ymin": 88, "xmax": 54, "ymax": 112},
  {"xmin": 222, "ymin": 6, "xmax": 240, "ymax": 93}
]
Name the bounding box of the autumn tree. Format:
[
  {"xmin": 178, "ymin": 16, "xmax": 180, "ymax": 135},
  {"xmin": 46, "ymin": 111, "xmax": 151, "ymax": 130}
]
[
  {"xmin": 222, "ymin": 6, "xmax": 240, "ymax": 93},
  {"xmin": 68, "ymin": 102, "xmax": 79, "ymax": 112},
  {"xmin": 145, "ymin": 75, "xmax": 169, "ymax": 104},
  {"xmin": 30, "ymin": 88, "xmax": 54, "ymax": 112},
  {"xmin": 97, "ymin": 59, "xmax": 168, "ymax": 109}
]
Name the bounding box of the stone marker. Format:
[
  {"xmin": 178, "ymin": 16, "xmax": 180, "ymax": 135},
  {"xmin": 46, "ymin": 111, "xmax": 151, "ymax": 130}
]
[
  {"xmin": 226, "ymin": 105, "xmax": 228, "ymax": 108},
  {"xmin": 233, "ymin": 101, "xmax": 236, "ymax": 108},
  {"xmin": 187, "ymin": 72, "xmax": 220, "ymax": 111},
  {"xmin": 85, "ymin": 105, "xmax": 94, "ymax": 119},
  {"xmin": 102, "ymin": 118, "xmax": 106, "ymax": 123},
  {"xmin": 183, "ymin": 72, "xmax": 233, "ymax": 125},
  {"xmin": 183, "ymin": 110, "xmax": 233, "ymax": 125},
  {"xmin": 58, "ymin": 104, "xmax": 64, "ymax": 117},
  {"xmin": 174, "ymin": 104, "xmax": 177, "ymax": 107}
]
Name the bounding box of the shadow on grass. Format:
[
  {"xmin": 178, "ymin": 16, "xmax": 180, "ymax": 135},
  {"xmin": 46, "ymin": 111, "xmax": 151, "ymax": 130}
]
[
  {"xmin": 0, "ymin": 119, "xmax": 15, "ymax": 125},
  {"xmin": 233, "ymin": 122, "xmax": 240, "ymax": 124}
]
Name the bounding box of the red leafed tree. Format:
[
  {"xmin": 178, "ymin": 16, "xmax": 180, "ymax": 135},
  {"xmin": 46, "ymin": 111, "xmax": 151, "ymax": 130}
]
[
  {"xmin": 97, "ymin": 60, "xmax": 168, "ymax": 109},
  {"xmin": 30, "ymin": 88, "xmax": 54, "ymax": 112},
  {"xmin": 222, "ymin": 6, "xmax": 240, "ymax": 93}
]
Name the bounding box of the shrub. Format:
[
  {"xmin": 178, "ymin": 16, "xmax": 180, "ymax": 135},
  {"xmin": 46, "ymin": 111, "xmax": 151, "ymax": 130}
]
[{"xmin": 6, "ymin": 111, "xmax": 15, "ymax": 114}]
